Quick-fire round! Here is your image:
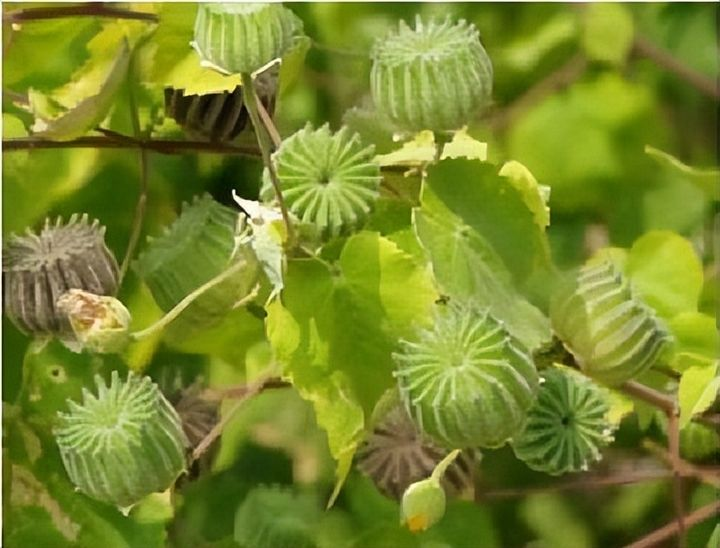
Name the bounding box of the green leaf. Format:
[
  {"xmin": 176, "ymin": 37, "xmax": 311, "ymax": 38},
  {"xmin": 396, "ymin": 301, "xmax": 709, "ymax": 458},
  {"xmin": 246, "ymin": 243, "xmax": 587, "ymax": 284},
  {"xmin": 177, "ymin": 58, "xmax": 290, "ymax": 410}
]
[
  {"xmin": 163, "ymin": 51, "xmax": 243, "ymax": 95},
  {"xmin": 678, "ymin": 362, "xmax": 719, "ymax": 428},
  {"xmin": 265, "ymin": 232, "xmax": 437, "ymax": 501},
  {"xmin": 625, "ymin": 230, "xmax": 703, "ymax": 319},
  {"xmin": 581, "ymin": 3, "xmax": 634, "ymax": 65},
  {"xmin": 521, "ymin": 493, "xmax": 593, "ymax": 548},
  {"xmin": 279, "ymin": 35, "xmax": 311, "ymax": 96},
  {"xmin": 414, "ymin": 159, "xmax": 552, "ymax": 351},
  {"xmin": 707, "ymin": 525, "xmax": 720, "ymax": 548},
  {"xmin": 645, "ymin": 145, "xmax": 719, "ymax": 200},
  {"xmin": 31, "ymin": 40, "xmax": 130, "ymax": 141},
  {"xmin": 669, "ymin": 312, "xmax": 718, "ymax": 370}
]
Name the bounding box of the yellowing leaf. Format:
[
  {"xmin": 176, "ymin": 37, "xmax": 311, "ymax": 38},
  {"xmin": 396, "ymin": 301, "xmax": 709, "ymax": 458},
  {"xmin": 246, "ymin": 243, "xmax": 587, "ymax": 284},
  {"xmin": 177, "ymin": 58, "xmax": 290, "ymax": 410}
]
[
  {"xmin": 499, "ymin": 160, "xmax": 550, "ymax": 229},
  {"xmin": 678, "ymin": 362, "xmax": 720, "ymax": 428},
  {"xmin": 163, "ymin": 51, "xmax": 243, "ymax": 95},
  {"xmin": 375, "ymin": 130, "xmax": 436, "ymax": 167},
  {"xmin": 440, "ymin": 128, "xmax": 488, "ymax": 161},
  {"xmin": 32, "ymin": 40, "xmax": 130, "ymax": 141}
]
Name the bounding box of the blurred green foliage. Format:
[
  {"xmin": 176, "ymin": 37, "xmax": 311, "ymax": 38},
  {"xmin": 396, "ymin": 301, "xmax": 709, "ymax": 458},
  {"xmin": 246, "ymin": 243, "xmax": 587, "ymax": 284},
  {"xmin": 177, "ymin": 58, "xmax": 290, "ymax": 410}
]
[{"xmin": 2, "ymin": 2, "xmax": 718, "ymax": 547}]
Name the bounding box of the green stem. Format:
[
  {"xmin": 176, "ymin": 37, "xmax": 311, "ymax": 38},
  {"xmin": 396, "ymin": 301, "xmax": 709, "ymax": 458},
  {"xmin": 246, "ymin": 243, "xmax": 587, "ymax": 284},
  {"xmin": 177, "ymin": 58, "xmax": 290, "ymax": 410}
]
[
  {"xmin": 118, "ymin": 46, "xmax": 148, "ymax": 286},
  {"xmin": 240, "ymin": 71, "xmax": 295, "ymax": 247},
  {"xmin": 430, "ymin": 449, "xmax": 461, "ymax": 483},
  {"xmin": 129, "ymin": 259, "xmax": 247, "ymax": 341}
]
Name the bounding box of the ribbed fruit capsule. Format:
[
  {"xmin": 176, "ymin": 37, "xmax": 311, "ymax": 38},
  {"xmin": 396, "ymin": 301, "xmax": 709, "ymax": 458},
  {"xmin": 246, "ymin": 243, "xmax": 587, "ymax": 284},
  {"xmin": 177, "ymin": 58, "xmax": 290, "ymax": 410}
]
[
  {"xmin": 261, "ymin": 124, "xmax": 381, "ymax": 239},
  {"xmin": 512, "ymin": 367, "xmax": 614, "ymax": 475},
  {"xmin": 192, "ymin": 3, "xmax": 303, "ymax": 75},
  {"xmin": 371, "ymin": 16, "xmax": 493, "ymax": 132},
  {"xmin": 164, "ymin": 66, "xmax": 277, "ymax": 142},
  {"xmin": 2, "ymin": 215, "xmax": 118, "ymax": 336},
  {"xmin": 133, "ymin": 194, "xmax": 258, "ymax": 335},
  {"xmin": 551, "ymin": 261, "xmax": 672, "ymax": 385},
  {"xmin": 234, "ymin": 486, "xmax": 320, "ymax": 548},
  {"xmin": 356, "ymin": 404, "xmax": 476, "ymax": 500},
  {"xmin": 54, "ymin": 371, "xmax": 188, "ymax": 509},
  {"xmin": 394, "ymin": 302, "xmax": 539, "ymax": 449}
]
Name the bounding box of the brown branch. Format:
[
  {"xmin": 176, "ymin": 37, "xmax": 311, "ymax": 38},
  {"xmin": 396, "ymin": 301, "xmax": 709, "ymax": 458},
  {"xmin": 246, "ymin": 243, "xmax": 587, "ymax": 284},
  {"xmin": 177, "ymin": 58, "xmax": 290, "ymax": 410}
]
[
  {"xmin": 476, "ymin": 468, "xmax": 674, "ymax": 501},
  {"xmin": 489, "ymin": 54, "xmax": 588, "ymax": 132},
  {"xmin": 667, "ymin": 411, "xmax": 687, "ymax": 547},
  {"xmin": 624, "ymin": 500, "xmax": 720, "ymax": 548},
  {"xmin": 3, "ymin": 135, "xmax": 262, "ymax": 157},
  {"xmin": 191, "ymin": 377, "xmax": 290, "ymax": 461},
  {"xmin": 633, "ymin": 36, "xmax": 719, "ymax": 100},
  {"xmin": 620, "ymin": 380, "xmax": 676, "ymax": 415},
  {"xmin": 3, "ymin": 3, "xmax": 159, "ymax": 23}
]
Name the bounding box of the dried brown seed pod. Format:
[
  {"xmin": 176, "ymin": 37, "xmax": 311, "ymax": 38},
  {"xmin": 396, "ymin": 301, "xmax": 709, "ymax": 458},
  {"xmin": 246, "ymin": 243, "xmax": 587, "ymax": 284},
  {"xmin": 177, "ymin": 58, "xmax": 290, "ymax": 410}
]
[
  {"xmin": 3, "ymin": 215, "xmax": 118, "ymax": 336},
  {"xmin": 356, "ymin": 404, "xmax": 476, "ymax": 500},
  {"xmin": 164, "ymin": 66, "xmax": 278, "ymax": 143}
]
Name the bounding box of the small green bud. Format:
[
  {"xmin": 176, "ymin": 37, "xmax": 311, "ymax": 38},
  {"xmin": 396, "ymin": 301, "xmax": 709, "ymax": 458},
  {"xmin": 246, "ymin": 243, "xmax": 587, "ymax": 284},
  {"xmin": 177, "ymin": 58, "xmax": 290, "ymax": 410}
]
[
  {"xmin": 400, "ymin": 477, "xmax": 446, "ymax": 532},
  {"xmin": 399, "ymin": 449, "xmax": 460, "ymax": 532},
  {"xmin": 56, "ymin": 289, "xmax": 130, "ymax": 354},
  {"xmin": 192, "ymin": 3, "xmax": 303, "ymax": 75}
]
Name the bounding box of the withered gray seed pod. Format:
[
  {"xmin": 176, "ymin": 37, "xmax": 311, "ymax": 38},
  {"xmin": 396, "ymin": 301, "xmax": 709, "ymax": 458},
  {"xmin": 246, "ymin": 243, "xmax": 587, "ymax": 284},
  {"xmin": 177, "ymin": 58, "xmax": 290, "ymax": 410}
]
[
  {"xmin": 2, "ymin": 214, "xmax": 119, "ymax": 336},
  {"xmin": 356, "ymin": 404, "xmax": 477, "ymax": 500},
  {"xmin": 164, "ymin": 65, "xmax": 278, "ymax": 143}
]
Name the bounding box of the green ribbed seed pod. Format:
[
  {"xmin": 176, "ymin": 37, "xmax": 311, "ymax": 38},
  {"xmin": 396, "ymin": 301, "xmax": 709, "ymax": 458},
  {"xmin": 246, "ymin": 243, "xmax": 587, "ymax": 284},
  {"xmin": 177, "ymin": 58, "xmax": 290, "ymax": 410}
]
[
  {"xmin": 512, "ymin": 368, "xmax": 614, "ymax": 475},
  {"xmin": 2, "ymin": 215, "xmax": 118, "ymax": 337},
  {"xmin": 192, "ymin": 3, "xmax": 303, "ymax": 75},
  {"xmin": 234, "ymin": 486, "xmax": 320, "ymax": 548},
  {"xmin": 54, "ymin": 371, "xmax": 188, "ymax": 509},
  {"xmin": 134, "ymin": 194, "xmax": 257, "ymax": 335},
  {"xmin": 357, "ymin": 404, "xmax": 476, "ymax": 500},
  {"xmin": 261, "ymin": 124, "xmax": 381, "ymax": 239},
  {"xmin": 551, "ymin": 261, "xmax": 672, "ymax": 386},
  {"xmin": 371, "ymin": 16, "xmax": 493, "ymax": 132},
  {"xmin": 394, "ymin": 302, "xmax": 539, "ymax": 449}
]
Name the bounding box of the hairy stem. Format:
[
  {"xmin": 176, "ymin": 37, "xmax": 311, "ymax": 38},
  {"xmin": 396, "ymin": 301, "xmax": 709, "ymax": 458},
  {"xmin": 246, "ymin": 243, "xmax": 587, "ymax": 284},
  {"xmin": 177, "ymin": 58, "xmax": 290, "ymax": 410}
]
[
  {"xmin": 241, "ymin": 71, "xmax": 295, "ymax": 246},
  {"xmin": 130, "ymin": 259, "xmax": 247, "ymax": 340},
  {"xmin": 118, "ymin": 50, "xmax": 149, "ymax": 285},
  {"xmin": 192, "ymin": 377, "xmax": 290, "ymax": 461},
  {"xmin": 620, "ymin": 380, "xmax": 676, "ymax": 414}
]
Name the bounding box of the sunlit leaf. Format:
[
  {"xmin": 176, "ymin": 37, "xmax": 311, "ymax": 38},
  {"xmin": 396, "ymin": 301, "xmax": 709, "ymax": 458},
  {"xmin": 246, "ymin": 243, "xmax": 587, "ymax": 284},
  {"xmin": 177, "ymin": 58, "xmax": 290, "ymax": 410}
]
[{"xmin": 678, "ymin": 362, "xmax": 719, "ymax": 428}]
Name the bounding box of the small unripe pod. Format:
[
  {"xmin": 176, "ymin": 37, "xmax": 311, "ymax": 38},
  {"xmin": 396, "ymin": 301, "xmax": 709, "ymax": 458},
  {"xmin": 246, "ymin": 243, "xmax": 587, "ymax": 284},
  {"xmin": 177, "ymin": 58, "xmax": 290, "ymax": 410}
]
[
  {"xmin": 54, "ymin": 371, "xmax": 188, "ymax": 509},
  {"xmin": 134, "ymin": 194, "xmax": 258, "ymax": 335},
  {"xmin": 371, "ymin": 16, "xmax": 493, "ymax": 132},
  {"xmin": 551, "ymin": 261, "xmax": 672, "ymax": 385},
  {"xmin": 512, "ymin": 367, "xmax": 614, "ymax": 475},
  {"xmin": 3, "ymin": 215, "xmax": 118, "ymax": 337},
  {"xmin": 261, "ymin": 124, "xmax": 382, "ymax": 239},
  {"xmin": 56, "ymin": 289, "xmax": 130, "ymax": 354},
  {"xmin": 394, "ymin": 302, "xmax": 539, "ymax": 449},
  {"xmin": 399, "ymin": 449, "xmax": 460, "ymax": 532},
  {"xmin": 192, "ymin": 3, "xmax": 303, "ymax": 75}
]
